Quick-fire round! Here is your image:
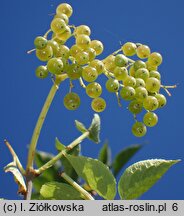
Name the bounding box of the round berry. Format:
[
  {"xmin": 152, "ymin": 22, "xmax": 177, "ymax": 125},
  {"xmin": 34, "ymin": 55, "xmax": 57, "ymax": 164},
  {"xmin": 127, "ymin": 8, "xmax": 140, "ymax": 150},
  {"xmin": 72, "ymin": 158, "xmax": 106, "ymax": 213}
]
[
  {"xmin": 56, "ymin": 26, "xmax": 71, "ymax": 41},
  {"xmin": 121, "ymin": 42, "xmax": 137, "ymax": 56},
  {"xmin": 146, "ymin": 61, "xmax": 158, "ymax": 71},
  {"xmin": 133, "ymin": 60, "xmax": 147, "ymax": 71},
  {"xmin": 90, "ymin": 40, "xmax": 104, "ymax": 55},
  {"xmin": 35, "ymin": 66, "xmax": 49, "ymax": 79},
  {"xmin": 123, "ymin": 76, "xmax": 136, "ymax": 87},
  {"xmin": 135, "ymin": 87, "xmax": 148, "ymax": 101},
  {"xmin": 136, "ymin": 44, "xmax": 151, "ymax": 59},
  {"xmin": 36, "ymin": 45, "xmax": 53, "ymax": 61},
  {"xmin": 34, "ymin": 36, "xmax": 47, "ymax": 49},
  {"xmin": 146, "ymin": 77, "xmax": 160, "ymax": 93},
  {"xmin": 132, "ymin": 122, "xmax": 147, "ymax": 137},
  {"xmin": 149, "ymin": 70, "xmax": 161, "ymax": 80},
  {"xmin": 47, "ymin": 58, "xmax": 64, "ymax": 74},
  {"xmin": 76, "ymin": 34, "xmax": 91, "ymax": 49},
  {"xmin": 155, "ymin": 94, "xmax": 167, "ymax": 108},
  {"xmin": 89, "ymin": 60, "xmax": 105, "ymax": 74},
  {"xmin": 128, "ymin": 100, "xmax": 143, "ymax": 114},
  {"xmin": 143, "ymin": 96, "xmax": 159, "ymax": 111},
  {"xmin": 75, "ymin": 25, "xmax": 91, "ymax": 36},
  {"xmin": 113, "ymin": 67, "xmax": 128, "ymax": 81},
  {"xmin": 129, "ymin": 65, "xmax": 136, "ymax": 77},
  {"xmin": 135, "ymin": 78, "xmax": 145, "ymax": 88},
  {"xmin": 114, "ymin": 54, "xmax": 128, "ymax": 67},
  {"xmin": 104, "ymin": 55, "xmax": 116, "ymax": 71},
  {"xmin": 91, "ymin": 97, "xmax": 106, "ymax": 112},
  {"xmin": 105, "ymin": 79, "xmax": 119, "ymax": 92},
  {"xmin": 120, "ymin": 86, "xmax": 135, "ymax": 100},
  {"xmin": 82, "ymin": 66, "xmax": 98, "ymax": 82},
  {"xmin": 143, "ymin": 112, "xmax": 158, "ymax": 127},
  {"xmin": 70, "ymin": 45, "xmax": 82, "ymax": 57},
  {"xmin": 55, "ymin": 45, "xmax": 70, "ymax": 58},
  {"xmin": 67, "ymin": 63, "xmax": 83, "ymax": 80},
  {"xmin": 135, "ymin": 68, "xmax": 149, "ymax": 81},
  {"xmin": 47, "ymin": 40, "xmax": 60, "ymax": 55},
  {"xmin": 51, "ymin": 18, "xmax": 67, "ymax": 34},
  {"xmin": 84, "ymin": 48, "xmax": 96, "ymax": 61},
  {"xmin": 148, "ymin": 52, "xmax": 163, "ymax": 66},
  {"xmin": 54, "ymin": 13, "xmax": 69, "ymax": 24},
  {"xmin": 56, "ymin": 3, "xmax": 73, "ymax": 18},
  {"xmin": 63, "ymin": 92, "xmax": 80, "ymax": 110},
  {"xmin": 86, "ymin": 82, "xmax": 102, "ymax": 98},
  {"xmin": 75, "ymin": 51, "xmax": 89, "ymax": 65}
]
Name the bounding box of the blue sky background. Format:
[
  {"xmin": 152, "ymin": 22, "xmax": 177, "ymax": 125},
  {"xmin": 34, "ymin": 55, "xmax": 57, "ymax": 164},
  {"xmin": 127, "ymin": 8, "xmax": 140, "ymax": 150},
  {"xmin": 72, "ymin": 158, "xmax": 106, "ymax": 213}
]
[{"xmin": 0, "ymin": 0, "xmax": 184, "ymax": 199}]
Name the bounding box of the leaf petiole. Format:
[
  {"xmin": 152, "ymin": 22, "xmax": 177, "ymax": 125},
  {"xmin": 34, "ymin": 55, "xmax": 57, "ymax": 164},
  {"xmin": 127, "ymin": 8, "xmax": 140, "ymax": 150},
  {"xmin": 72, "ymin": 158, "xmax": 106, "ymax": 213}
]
[{"xmin": 60, "ymin": 172, "xmax": 94, "ymax": 200}]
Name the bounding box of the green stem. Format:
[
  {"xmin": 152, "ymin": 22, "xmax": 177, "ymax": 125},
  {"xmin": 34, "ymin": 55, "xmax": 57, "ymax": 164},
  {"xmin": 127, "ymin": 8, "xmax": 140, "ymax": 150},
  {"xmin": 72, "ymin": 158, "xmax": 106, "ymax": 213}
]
[
  {"xmin": 26, "ymin": 83, "xmax": 59, "ymax": 170},
  {"xmin": 79, "ymin": 77, "xmax": 86, "ymax": 89},
  {"xmin": 161, "ymin": 84, "xmax": 177, "ymax": 89},
  {"xmin": 112, "ymin": 48, "xmax": 121, "ymax": 56},
  {"xmin": 27, "ymin": 48, "xmax": 36, "ymax": 54},
  {"xmin": 115, "ymin": 92, "xmax": 122, "ymax": 107},
  {"xmin": 35, "ymin": 131, "xmax": 89, "ymax": 175},
  {"xmin": 161, "ymin": 84, "xmax": 177, "ymax": 97},
  {"xmin": 103, "ymin": 69, "xmax": 113, "ymax": 79},
  {"xmin": 44, "ymin": 29, "xmax": 52, "ymax": 38},
  {"xmin": 61, "ymin": 172, "xmax": 94, "ymax": 200}
]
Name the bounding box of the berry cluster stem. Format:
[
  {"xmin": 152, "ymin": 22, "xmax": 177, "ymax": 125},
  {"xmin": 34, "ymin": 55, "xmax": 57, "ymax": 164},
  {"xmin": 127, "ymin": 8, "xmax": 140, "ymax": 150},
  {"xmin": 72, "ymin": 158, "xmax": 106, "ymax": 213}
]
[
  {"xmin": 26, "ymin": 83, "xmax": 59, "ymax": 170},
  {"xmin": 60, "ymin": 172, "xmax": 94, "ymax": 200}
]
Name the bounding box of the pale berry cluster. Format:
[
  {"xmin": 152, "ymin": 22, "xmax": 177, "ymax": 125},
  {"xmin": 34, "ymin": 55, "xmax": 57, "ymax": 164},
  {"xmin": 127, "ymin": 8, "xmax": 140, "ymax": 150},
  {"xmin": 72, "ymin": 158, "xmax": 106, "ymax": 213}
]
[
  {"xmin": 33, "ymin": 3, "xmax": 173, "ymax": 137},
  {"xmin": 104, "ymin": 43, "xmax": 166, "ymax": 137}
]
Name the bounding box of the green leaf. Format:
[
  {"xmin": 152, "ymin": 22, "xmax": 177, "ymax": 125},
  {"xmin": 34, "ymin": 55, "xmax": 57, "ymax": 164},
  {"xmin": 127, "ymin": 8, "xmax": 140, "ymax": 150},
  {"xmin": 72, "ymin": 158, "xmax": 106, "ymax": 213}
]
[
  {"xmin": 33, "ymin": 150, "xmax": 61, "ymax": 192},
  {"xmin": 34, "ymin": 150, "xmax": 61, "ymax": 180},
  {"xmin": 66, "ymin": 155, "xmax": 116, "ymax": 200},
  {"xmin": 33, "ymin": 175, "xmax": 51, "ymax": 193},
  {"xmin": 118, "ymin": 159, "xmax": 180, "ymax": 200},
  {"xmin": 88, "ymin": 114, "xmax": 101, "ymax": 143},
  {"xmin": 112, "ymin": 144, "xmax": 142, "ymax": 176},
  {"xmin": 55, "ymin": 137, "xmax": 66, "ymax": 151},
  {"xmin": 98, "ymin": 142, "xmax": 111, "ymax": 166},
  {"xmin": 31, "ymin": 193, "xmax": 43, "ymax": 200},
  {"xmin": 40, "ymin": 182, "xmax": 83, "ymax": 200},
  {"xmin": 75, "ymin": 114, "xmax": 101, "ymax": 143},
  {"xmin": 61, "ymin": 145, "xmax": 80, "ymax": 181},
  {"xmin": 75, "ymin": 120, "xmax": 88, "ymax": 133},
  {"xmin": 4, "ymin": 162, "xmax": 26, "ymax": 194}
]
